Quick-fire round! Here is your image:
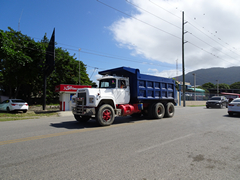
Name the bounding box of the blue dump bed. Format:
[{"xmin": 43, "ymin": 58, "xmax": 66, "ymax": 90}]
[{"xmin": 99, "ymin": 67, "xmax": 177, "ymax": 104}]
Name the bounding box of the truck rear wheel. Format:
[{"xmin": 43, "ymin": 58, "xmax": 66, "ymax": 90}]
[
  {"xmin": 96, "ymin": 104, "xmax": 115, "ymax": 126},
  {"xmin": 165, "ymin": 102, "xmax": 175, "ymax": 118},
  {"xmin": 74, "ymin": 115, "xmax": 90, "ymax": 123},
  {"xmin": 152, "ymin": 103, "xmax": 165, "ymax": 119}
]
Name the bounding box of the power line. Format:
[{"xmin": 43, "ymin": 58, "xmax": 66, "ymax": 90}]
[
  {"xmin": 126, "ymin": 0, "xmax": 181, "ymax": 29},
  {"xmin": 186, "ymin": 41, "xmax": 238, "ymax": 68},
  {"xmin": 96, "ymin": 0, "xmax": 181, "ymax": 40},
  {"xmin": 61, "ymin": 46, "xmax": 176, "ymax": 69},
  {"xmin": 187, "ymin": 31, "xmax": 240, "ymax": 64},
  {"xmin": 187, "ymin": 22, "xmax": 240, "ymax": 57},
  {"xmin": 4, "ymin": 35, "xmax": 240, "ymax": 83},
  {"xmin": 158, "ymin": 0, "xmax": 240, "ymax": 55},
  {"xmin": 90, "ymin": 67, "xmax": 98, "ymax": 79},
  {"xmin": 148, "ymin": 0, "xmax": 181, "ymax": 19},
  {"xmin": 148, "ymin": 0, "xmax": 240, "ymax": 61}
]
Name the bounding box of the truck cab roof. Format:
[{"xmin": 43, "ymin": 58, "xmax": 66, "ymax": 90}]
[{"xmin": 99, "ymin": 67, "xmax": 137, "ymax": 77}]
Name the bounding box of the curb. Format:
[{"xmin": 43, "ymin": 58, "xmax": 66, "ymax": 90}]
[{"xmin": 57, "ymin": 111, "xmax": 73, "ymax": 117}]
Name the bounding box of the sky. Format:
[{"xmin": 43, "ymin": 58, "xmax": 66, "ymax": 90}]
[{"xmin": 1, "ymin": 0, "xmax": 240, "ymax": 84}]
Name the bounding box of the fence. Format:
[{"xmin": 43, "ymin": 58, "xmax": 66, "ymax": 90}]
[
  {"xmin": 177, "ymin": 92, "xmax": 222, "ymax": 106},
  {"xmin": 181, "ymin": 92, "xmax": 221, "ymax": 101}
]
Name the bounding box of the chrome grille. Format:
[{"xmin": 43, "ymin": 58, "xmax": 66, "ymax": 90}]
[{"xmin": 78, "ymin": 92, "xmax": 86, "ymax": 105}]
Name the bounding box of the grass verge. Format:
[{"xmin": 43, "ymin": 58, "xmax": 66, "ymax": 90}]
[
  {"xmin": 188, "ymin": 105, "xmax": 206, "ymax": 107},
  {"xmin": 0, "ymin": 111, "xmax": 58, "ymax": 122}
]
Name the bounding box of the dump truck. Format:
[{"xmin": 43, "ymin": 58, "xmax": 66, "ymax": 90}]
[{"xmin": 72, "ymin": 67, "xmax": 177, "ymax": 126}]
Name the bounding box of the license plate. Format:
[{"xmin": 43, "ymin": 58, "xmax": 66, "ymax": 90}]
[
  {"xmin": 19, "ymin": 105, "xmax": 23, "ymax": 106},
  {"xmin": 237, "ymin": 104, "xmax": 240, "ymax": 106}
]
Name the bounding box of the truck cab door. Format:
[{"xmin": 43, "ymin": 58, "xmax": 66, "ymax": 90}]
[{"xmin": 113, "ymin": 79, "xmax": 130, "ymax": 104}]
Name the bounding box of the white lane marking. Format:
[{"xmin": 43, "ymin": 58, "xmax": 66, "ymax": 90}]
[{"xmin": 136, "ymin": 133, "xmax": 193, "ymax": 153}]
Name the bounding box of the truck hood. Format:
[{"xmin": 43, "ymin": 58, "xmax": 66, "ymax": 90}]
[{"xmin": 77, "ymin": 88, "xmax": 114, "ymax": 96}]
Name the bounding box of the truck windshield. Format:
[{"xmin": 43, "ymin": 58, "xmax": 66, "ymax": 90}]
[{"xmin": 99, "ymin": 78, "xmax": 116, "ymax": 88}]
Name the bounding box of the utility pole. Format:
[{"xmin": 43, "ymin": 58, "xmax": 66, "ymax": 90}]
[
  {"xmin": 18, "ymin": 9, "xmax": 23, "ymax": 31},
  {"xmin": 182, "ymin": 11, "xmax": 187, "ymax": 107},
  {"xmin": 216, "ymin": 80, "xmax": 219, "ymax": 96},
  {"xmin": 193, "ymin": 73, "xmax": 196, "ymax": 101},
  {"xmin": 79, "ymin": 48, "xmax": 81, "ymax": 85},
  {"xmin": 176, "ymin": 59, "xmax": 178, "ymax": 82},
  {"xmin": 43, "ymin": 28, "xmax": 55, "ymax": 110}
]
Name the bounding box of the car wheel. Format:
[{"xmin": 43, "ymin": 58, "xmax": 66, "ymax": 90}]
[
  {"xmin": 6, "ymin": 107, "xmax": 10, "ymax": 113},
  {"xmin": 220, "ymin": 104, "xmax": 223, "ymax": 108},
  {"xmin": 228, "ymin": 112, "xmax": 233, "ymax": 116},
  {"xmin": 206, "ymin": 106, "xmax": 209, "ymax": 108}
]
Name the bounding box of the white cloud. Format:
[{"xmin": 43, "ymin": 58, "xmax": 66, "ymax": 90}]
[
  {"xmin": 109, "ymin": 0, "xmax": 240, "ymax": 74},
  {"xmin": 147, "ymin": 68, "xmax": 181, "ymax": 78},
  {"xmin": 92, "ymin": 74, "xmax": 102, "ymax": 85}
]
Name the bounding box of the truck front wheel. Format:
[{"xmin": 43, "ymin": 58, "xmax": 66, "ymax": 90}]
[
  {"xmin": 96, "ymin": 104, "xmax": 115, "ymax": 126},
  {"xmin": 165, "ymin": 102, "xmax": 175, "ymax": 118},
  {"xmin": 152, "ymin": 103, "xmax": 165, "ymax": 119},
  {"xmin": 74, "ymin": 115, "xmax": 90, "ymax": 123}
]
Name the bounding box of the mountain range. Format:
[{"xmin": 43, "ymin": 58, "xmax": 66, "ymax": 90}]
[{"xmin": 175, "ymin": 66, "xmax": 240, "ymax": 86}]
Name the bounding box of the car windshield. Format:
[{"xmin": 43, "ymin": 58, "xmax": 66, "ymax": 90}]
[
  {"xmin": 99, "ymin": 78, "xmax": 116, "ymax": 88},
  {"xmin": 210, "ymin": 97, "xmax": 221, "ymax": 100},
  {"xmin": 11, "ymin": 99, "xmax": 25, "ymax": 103}
]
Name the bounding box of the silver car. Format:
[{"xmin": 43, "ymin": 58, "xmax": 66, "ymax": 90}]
[
  {"xmin": 0, "ymin": 99, "xmax": 29, "ymax": 113},
  {"xmin": 228, "ymin": 98, "xmax": 240, "ymax": 116}
]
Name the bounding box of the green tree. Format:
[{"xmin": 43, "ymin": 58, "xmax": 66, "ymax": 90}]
[
  {"xmin": 202, "ymin": 82, "xmax": 215, "ymax": 89},
  {"xmin": 218, "ymin": 83, "xmax": 230, "ymax": 89},
  {"xmin": 0, "ymin": 27, "xmax": 44, "ymax": 99},
  {"xmin": 0, "ymin": 27, "xmax": 94, "ymax": 104},
  {"xmin": 230, "ymin": 82, "xmax": 240, "ymax": 89}
]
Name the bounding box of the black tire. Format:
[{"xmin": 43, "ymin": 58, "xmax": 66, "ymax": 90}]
[
  {"xmin": 226, "ymin": 103, "xmax": 228, "ymax": 108},
  {"xmin": 228, "ymin": 112, "xmax": 233, "ymax": 117},
  {"xmin": 152, "ymin": 103, "xmax": 165, "ymax": 119},
  {"xmin": 96, "ymin": 104, "xmax": 115, "ymax": 126},
  {"xmin": 206, "ymin": 106, "xmax": 209, "ymax": 108},
  {"xmin": 6, "ymin": 107, "xmax": 10, "ymax": 113},
  {"xmin": 165, "ymin": 102, "xmax": 175, "ymax": 118},
  {"xmin": 23, "ymin": 110, "xmax": 27, "ymax": 113},
  {"xmin": 74, "ymin": 115, "xmax": 90, "ymax": 123}
]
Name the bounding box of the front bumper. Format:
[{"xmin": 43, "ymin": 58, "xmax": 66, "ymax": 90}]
[
  {"xmin": 72, "ymin": 106, "xmax": 95, "ymax": 116},
  {"xmin": 206, "ymin": 103, "xmax": 222, "ymax": 107}
]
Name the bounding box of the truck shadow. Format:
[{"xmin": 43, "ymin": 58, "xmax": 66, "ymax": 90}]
[{"xmin": 50, "ymin": 116, "xmax": 148, "ymax": 129}]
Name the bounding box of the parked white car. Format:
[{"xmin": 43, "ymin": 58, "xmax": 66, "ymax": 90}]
[
  {"xmin": 228, "ymin": 98, "xmax": 240, "ymax": 116},
  {"xmin": 0, "ymin": 99, "xmax": 29, "ymax": 113}
]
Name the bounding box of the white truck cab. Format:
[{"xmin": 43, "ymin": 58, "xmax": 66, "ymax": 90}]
[{"xmin": 72, "ymin": 75, "xmax": 130, "ymax": 125}]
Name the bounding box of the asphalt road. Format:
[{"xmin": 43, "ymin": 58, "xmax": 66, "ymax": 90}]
[{"xmin": 1, "ymin": 106, "xmax": 240, "ymax": 180}]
